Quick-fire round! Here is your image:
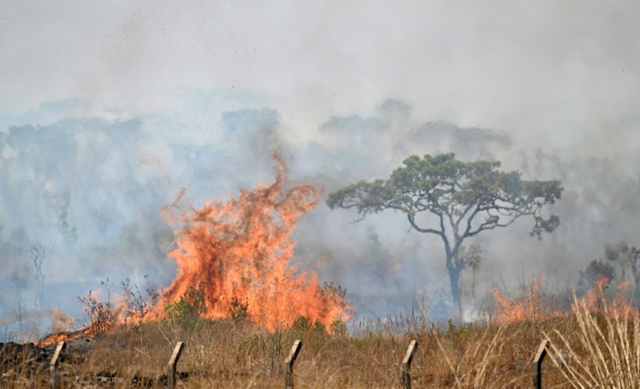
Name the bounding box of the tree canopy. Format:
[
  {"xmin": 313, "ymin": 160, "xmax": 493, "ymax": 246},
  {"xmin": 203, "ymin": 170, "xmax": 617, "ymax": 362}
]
[{"xmin": 327, "ymin": 153, "xmax": 563, "ymax": 306}]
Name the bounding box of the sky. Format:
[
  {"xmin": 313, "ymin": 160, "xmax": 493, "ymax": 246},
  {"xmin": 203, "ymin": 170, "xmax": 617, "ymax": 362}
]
[
  {"xmin": 3, "ymin": 1, "xmax": 639, "ymax": 146},
  {"xmin": 1, "ymin": 0, "xmax": 640, "ymax": 331}
]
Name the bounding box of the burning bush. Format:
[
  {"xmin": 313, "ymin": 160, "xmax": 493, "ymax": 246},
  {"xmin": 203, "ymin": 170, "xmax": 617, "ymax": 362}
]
[
  {"xmin": 119, "ymin": 276, "xmax": 159, "ymax": 326},
  {"xmin": 153, "ymin": 155, "xmax": 351, "ymax": 331},
  {"xmin": 77, "ymin": 289, "xmax": 116, "ymax": 336},
  {"xmin": 163, "ymin": 285, "xmax": 207, "ymax": 330}
]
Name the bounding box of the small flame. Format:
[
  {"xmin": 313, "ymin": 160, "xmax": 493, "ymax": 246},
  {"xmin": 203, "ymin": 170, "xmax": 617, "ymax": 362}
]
[
  {"xmin": 492, "ymin": 272, "xmax": 550, "ymax": 324},
  {"xmin": 493, "ymin": 273, "xmax": 640, "ymax": 325}
]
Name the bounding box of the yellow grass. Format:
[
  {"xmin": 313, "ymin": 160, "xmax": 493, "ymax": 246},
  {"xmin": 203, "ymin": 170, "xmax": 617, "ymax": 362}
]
[
  {"xmin": 4, "ymin": 287, "xmax": 640, "ymax": 388},
  {"xmin": 0, "ymin": 313, "xmax": 605, "ymax": 388}
]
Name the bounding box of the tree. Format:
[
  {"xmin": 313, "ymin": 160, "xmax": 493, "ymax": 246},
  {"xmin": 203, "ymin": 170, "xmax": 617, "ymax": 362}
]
[
  {"xmin": 605, "ymin": 241, "xmax": 640, "ymax": 299},
  {"xmin": 327, "ymin": 153, "xmax": 562, "ymax": 306},
  {"xmin": 458, "ymin": 244, "xmax": 482, "ymax": 302},
  {"xmin": 577, "ymin": 259, "xmax": 615, "ymax": 296},
  {"xmin": 31, "ymin": 241, "xmax": 53, "ymax": 305}
]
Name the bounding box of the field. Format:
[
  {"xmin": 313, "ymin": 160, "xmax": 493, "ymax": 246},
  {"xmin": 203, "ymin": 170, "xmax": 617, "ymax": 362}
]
[{"xmin": 2, "ymin": 293, "xmax": 639, "ymax": 389}]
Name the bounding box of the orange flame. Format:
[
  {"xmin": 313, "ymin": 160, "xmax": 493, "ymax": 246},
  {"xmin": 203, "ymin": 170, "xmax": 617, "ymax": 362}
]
[
  {"xmin": 493, "ymin": 273, "xmax": 640, "ymax": 325},
  {"xmin": 153, "ymin": 155, "xmax": 351, "ymax": 330},
  {"xmin": 492, "ymin": 272, "xmax": 549, "ymax": 324},
  {"xmin": 577, "ymin": 278, "xmax": 639, "ymax": 319},
  {"xmin": 581, "ymin": 276, "xmax": 610, "ymax": 311}
]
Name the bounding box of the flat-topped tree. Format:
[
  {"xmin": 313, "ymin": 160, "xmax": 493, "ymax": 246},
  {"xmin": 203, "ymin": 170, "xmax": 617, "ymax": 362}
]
[{"xmin": 327, "ymin": 153, "xmax": 563, "ymax": 307}]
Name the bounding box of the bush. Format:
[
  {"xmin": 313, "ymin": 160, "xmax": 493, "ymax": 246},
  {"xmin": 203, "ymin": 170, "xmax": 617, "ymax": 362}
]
[
  {"xmin": 292, "ymin": 315, "xmax": 312, "ymax": 331},
  {"xmin": 229, "ymin": 296, "xmax": 249, "ymax": 323},
  {"xmin": 76, "ymin": 279, "xmax": 118, "ymax": 335},
  {"xmin": 120, "ymin": 276, "xmax": 159, "ymax": 326},
  {"xmin": 443, "ymin": 318, "xmax": 472, "ymax": 344},
  {"xmin": 164, "ymin": 286, "xmax": 207, "ymax": 330},
  {"xmin": 292, "ymin": 315, "xmax": 326, "ymax": 334},
  {"xmin": 330, "ymin": 318, "xmax": 348, "ymax": 336},
  {"xmin": 78, "ymin": 289, "xmax": 115, "ymax": 335}
]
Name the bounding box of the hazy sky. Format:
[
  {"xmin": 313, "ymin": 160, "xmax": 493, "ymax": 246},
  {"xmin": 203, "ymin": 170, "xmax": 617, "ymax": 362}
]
[
  {"xmin": 2, "ymin": 1, "xmax": 640, "ymax": 324},
  {"xmin": 2, "ymin": 0, "xmax": 639, "ymax": 150}
]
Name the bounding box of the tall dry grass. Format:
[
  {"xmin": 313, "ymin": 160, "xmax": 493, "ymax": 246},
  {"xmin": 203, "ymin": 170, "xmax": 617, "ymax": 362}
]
[
  {"xmin": 546, "ymin": 298, "xmax": 640, "ymax": 388},
  {"xmin": 0, "ymin": 313, "xmax": 573, "ymax": 387},
  {"xmin": 5, "ymin": 285, "xmax": 640, "ymax": 387}
]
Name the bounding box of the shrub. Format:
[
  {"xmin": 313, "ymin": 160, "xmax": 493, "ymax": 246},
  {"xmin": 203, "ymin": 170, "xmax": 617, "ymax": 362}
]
[
  {"xmin": 228, "ymin": 296, "xmax": 249, "ymax": 323},
  {"xmin": 164, "ymin": 285, "xmax": 207, "ymax": 330},
  {"xmin": 330, "ymin": 318, "xmax": 348, "ymax": 336},
  {"xmin": 292, "ymin": 315, "xmax": 326, "ymax": 334},
  {"xmin": 78, "ymin": 289, "xmax": 115, "ymax": 335},
  {"xmin": 120, "ymin": 276, "xmax": 159, "ymax": 325},
  {"xmin": 443, "ymin": 318, "xmax": 472, "ymax": 343},
  {"xmin": 292, "ymin": 315, "xmax": 312, "ymax": 332}
]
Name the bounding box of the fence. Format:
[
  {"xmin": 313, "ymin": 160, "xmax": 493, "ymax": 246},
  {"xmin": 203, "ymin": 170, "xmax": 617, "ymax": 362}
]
[{"xmin": 47, "ymin": 338, "xmax": 556, "ymax": 388}]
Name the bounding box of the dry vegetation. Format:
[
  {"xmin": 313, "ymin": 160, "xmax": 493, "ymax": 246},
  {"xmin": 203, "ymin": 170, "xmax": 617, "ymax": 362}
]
[
  {"xmin": 4, "ymin": 276, "xmax": 640, "ymax": 388},
  {"xmin": 4, "ymin": 299, "xmax": 640, "ymax": 388}
]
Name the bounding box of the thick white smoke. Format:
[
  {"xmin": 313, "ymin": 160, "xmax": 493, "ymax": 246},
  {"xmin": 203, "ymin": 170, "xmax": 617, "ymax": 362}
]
[{"xmin": 1, "ymin": 0, "xmax": 640, "ymax": 336}]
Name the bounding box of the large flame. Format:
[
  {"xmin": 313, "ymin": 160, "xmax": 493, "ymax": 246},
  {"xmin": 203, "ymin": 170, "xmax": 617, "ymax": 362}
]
[{"xmin": 153, "ymin": 155, "xmax": 351, "ymax": 330}]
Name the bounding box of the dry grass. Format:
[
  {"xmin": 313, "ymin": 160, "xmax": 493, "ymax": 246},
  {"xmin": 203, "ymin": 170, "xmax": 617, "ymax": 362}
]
[
  {"xmin": 5, "ymin": 286, "xmax": 640, "ymax": 388},
  {"xmin": 1, "ymin": 312, "xmax": 613, "ymax": 388},
  {"xmin": 545, "ymin": 299, "xmax": 640, "ymax": 388}
]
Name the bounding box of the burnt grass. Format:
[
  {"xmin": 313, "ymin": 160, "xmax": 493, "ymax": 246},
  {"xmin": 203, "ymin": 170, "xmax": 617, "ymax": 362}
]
[
  {"xmin": 0, "ymin": 336, "xmax": 189, "ymax": 388},
  {"xmin": 0, "ymin": 315, "xmax": 594, "ymax": 388}
]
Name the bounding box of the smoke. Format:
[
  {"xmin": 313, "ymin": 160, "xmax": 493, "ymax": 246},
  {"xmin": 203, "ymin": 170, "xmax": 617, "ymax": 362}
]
[
  {"xmin": 0, "ymin": 99, "xmax": 286, "ymax": 335},
  {"xmin": 2, "ymin": 0, "xmax": 640, "ymax": 335},
  {"xmin": 2, "ymin": 93, "xmax": 640, "ymax": 334}
]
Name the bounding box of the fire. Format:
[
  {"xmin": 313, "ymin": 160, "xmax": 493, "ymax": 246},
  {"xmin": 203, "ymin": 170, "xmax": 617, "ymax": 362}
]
[
  {"xmin": 51, "ymin": 306, "xmax": 75, "ymax": 333},
  {"xmin": 581, "ymin": 276, "xmax": 611, "ymax": 311},
  {"xmin": 153, "ymin": 155, "xmax": 351, "ymax": 330},
  {"xmin": 492, "ymin": 273, "xmax": 640, "ymax": 325},
  {"xmin": 38, "ymin": 328, "xmax": 85, "ymax": 347},
  {"xmin": 492, "ymin": 272, "xmax": 553, "ymax": 324},
  {"xmin": 39, "ymin": 292, "xmax": 116, "ymax": 347},
  {"xmin": 579, "ymin": 278, "xmax": 639, "ymax": 319}
]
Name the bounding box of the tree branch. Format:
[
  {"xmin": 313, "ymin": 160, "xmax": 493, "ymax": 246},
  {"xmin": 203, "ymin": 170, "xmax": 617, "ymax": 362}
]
[{"xmin": 407, "ymin": 213, "xmax": 444, "ymax": 236}]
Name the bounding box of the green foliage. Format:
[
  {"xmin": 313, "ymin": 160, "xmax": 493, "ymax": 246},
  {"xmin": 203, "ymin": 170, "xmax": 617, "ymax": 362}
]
[
  {"xmin": 292, "ymin": 315, "xmax": 327, "ymax": 334},
  {"xmin": 313, "ymin": 320, "xmax": 326, "ymax": 334},
  {"xmin": 443, "ymin": 318, "xmax": 472, "ymax": 343},
  {"xmin": 605, "ymin": 241, "xmax": 640, "ymax": 284},
  {"xmin": 164, "ymin": 285, "xmax": 207, "ymax": 330},
  {"xmin": 330, "ymin": 318, "xmax": 348, "ymax": 336},
  {"xmin": 327, "ymin": 152, "xmax": 563, "ymax": 303},
  {"xmin": 327, "ymin": 153, "xmax": 562, "ymax": 240},
  {"xmin": 292, "ymin": 316, "xmax": 312, "ymax": 331},
  {"xmin": 457, "ymin": 243, "xmax": 482, "ymax": 271}
]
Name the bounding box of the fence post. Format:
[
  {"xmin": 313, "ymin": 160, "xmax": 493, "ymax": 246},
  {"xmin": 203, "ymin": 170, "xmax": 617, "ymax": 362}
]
[
  {"xmin": 532, "ymin": 339, "xmax": 549, "ymax": 389},
  {"xmin": 49, "ymin": 341, "xmax": 67, "ymax": 389},
  {"xmin": 284, "ymin": 340, "xmax": 302, "ymax": 389},
  {"xmin": 167, "ymin": 342, "xmax": 185, "ymax": 389},
  {"xmin": 402, "ymin": 340, "xmax": 418, "ymax": 389}
]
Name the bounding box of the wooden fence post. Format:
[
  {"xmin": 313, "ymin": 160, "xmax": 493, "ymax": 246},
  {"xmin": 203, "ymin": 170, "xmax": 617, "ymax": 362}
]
[
  {"xmin": 284, "ymin": 340, "xmax": 302, "ymax": 389},
  {"xmin": 532, "ymin": 339, "xmax": 549, "ymax": 389},
  {"xmin": 167, "ymin": 342, "xmax": 185, "ymax": 389},
  {"xmin": 402, "ymin": 340, "xmax": 418, "ymax": 389},
  {"xmin": 49, "ymin": 341, "xmax": 67, "ymax": 389}
]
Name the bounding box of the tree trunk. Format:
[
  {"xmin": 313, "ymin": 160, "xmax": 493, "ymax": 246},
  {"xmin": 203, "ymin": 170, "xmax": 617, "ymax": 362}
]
[
  {"xmin": 446, "ymin": 257, "xmax": 461, "ymax": 313},
  {"xmin": 472, "ymin": 270, "xmax": 476, "ymax": 302}
]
